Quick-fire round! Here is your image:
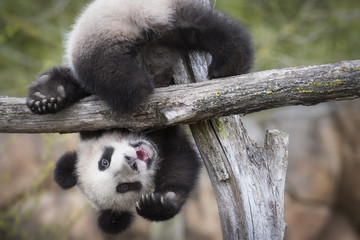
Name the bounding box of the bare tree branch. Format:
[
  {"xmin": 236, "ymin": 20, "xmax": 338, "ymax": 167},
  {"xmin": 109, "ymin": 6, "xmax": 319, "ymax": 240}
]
[{"xmin": 0, "ymin": 60, "xmax": 359, "ymax": 133}]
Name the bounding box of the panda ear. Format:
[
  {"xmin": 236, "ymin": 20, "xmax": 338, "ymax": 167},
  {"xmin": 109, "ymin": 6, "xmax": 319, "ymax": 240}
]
[
  {"xmin": 98, "ymin": 210, "xmax": 134, "ymax": 235},
  {"xmin": 53, "ymin": 151, "xmax": 78, "ymax": 189}
]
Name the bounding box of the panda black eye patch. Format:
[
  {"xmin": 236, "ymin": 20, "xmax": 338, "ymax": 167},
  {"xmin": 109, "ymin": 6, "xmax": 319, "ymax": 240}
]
[
  {"xmin": 116, "ymin": 181, "xmax": 142, "ymax": 193},
  {"xmin": 98, "ymin": 147, "xmax": 114, "ymax": 171}
]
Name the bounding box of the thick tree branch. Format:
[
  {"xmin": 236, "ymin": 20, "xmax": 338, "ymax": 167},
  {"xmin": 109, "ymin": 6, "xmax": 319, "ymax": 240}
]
[{"xmin": 0, "ymin": 60, "xmax": 359, "ymax": 133}]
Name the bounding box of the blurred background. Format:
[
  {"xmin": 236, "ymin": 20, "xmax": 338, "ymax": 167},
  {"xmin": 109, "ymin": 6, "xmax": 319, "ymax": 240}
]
[{"xmin": 0, "ymin": 0, "xmax": 360, "ymax": 239}]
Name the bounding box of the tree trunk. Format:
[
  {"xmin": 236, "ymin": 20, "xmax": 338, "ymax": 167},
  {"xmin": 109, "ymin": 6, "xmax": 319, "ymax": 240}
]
[{"xmin": 171, "ymin": 48, "xmax": 289, "ymax": 239}]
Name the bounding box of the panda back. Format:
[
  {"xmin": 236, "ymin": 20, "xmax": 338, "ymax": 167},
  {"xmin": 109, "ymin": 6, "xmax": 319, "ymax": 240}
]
[{"xmin": 64, "ymin": 0, "xmax": 178, "ymax": 69}]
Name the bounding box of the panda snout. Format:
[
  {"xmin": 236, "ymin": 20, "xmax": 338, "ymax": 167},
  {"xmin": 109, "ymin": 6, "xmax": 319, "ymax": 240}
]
[{"xmin": 125, "ymin": 156, "xmax": 139, "ymax": 173}]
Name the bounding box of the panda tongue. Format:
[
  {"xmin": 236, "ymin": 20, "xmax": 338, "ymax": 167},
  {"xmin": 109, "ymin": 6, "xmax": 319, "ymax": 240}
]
[{"xmin": 136, "ymin": 148, "xmax": 149, "ymax": 162}]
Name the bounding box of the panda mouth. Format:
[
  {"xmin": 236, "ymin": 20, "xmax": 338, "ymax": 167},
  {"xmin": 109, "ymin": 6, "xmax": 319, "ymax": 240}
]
[{"xmin": 136, "ymin": 147, "xmax": 149, "ymax": 162}]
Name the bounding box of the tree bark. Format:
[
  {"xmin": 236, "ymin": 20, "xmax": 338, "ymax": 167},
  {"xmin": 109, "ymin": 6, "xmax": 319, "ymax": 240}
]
[
  {"xmin": 171, "ymin": 50, "xmax": 289, "ymax": 239},
  {"xmin": 0, "ymin": 60, "xmax": 359, "ymax": 133},
  {"xmin": 191, "ymin": 119, "xmax": 288, "ymax": 239}
]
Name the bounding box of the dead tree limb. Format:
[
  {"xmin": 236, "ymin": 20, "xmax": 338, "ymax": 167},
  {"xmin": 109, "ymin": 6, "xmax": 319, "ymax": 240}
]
[{"xmin": 0, "ymin": 60, "xmax": 359, "ymax": 133}]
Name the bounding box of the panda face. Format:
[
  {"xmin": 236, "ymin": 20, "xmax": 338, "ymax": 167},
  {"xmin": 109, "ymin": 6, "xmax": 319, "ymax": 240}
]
[{"xmin": 75, "ymin": 132, "xmax": 159, "ymax": 212}]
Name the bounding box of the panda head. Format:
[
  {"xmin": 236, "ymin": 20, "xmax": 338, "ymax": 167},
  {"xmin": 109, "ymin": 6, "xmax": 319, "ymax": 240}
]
[{"xmin": 53, "ymin": 130, "xmax": 159, "ymax": 234}]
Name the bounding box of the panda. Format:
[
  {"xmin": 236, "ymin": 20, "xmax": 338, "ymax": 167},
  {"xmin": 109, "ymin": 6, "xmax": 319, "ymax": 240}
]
[
  {"xmin": 26, "ymin": 0, "xmax": 253, "ymax": 114},
  {"xmin": 25, "ymin": 0, "xmax": 253, "ymax": 235},
  {"xmin": 54, "ymin": 127, "xmax": 199, "ymax": 234}
]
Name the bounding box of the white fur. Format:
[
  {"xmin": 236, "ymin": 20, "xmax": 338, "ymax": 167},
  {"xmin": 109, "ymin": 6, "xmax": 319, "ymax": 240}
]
[
  {"xmin": 64, "ymin": 0, "xmax": 184, "ymax": 70},
  {"xmin": 75, "ymin": 132, "xmax": 159, "ymax": 212}
]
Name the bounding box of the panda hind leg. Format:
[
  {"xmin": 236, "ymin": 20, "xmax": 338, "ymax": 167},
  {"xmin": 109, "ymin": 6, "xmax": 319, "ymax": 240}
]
[
  {"xmin": 167, "ymin": 1, "xmax": 254, "ymax": 78},
  {"xmin": 27, "ymin": 67, "xmax": 89, "ymax": 114}
]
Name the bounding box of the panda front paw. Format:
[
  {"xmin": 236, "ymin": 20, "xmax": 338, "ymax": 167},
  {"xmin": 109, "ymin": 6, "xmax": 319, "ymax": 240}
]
[
  {"xmin": 136, "ymin": 192, "xmax": 182, "ymax": 221},
  {"xmin": 27, "ymin": 74, "xmax": 66, "ymax": 114}
]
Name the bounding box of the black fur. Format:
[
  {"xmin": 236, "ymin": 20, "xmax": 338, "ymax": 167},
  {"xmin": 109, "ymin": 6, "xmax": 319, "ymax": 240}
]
[
  {"xmin": 53, "ymin": 151, "xmax": 78, "ymax": 189},
  {"xmin": 98, "ymin": 210, "xmax": 134, "ymax": 234}
]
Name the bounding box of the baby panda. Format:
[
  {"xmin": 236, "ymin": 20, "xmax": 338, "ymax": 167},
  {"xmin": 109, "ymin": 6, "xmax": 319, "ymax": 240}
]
[
  {"xmin": 26, "ymin": 0, "xmax": 253, "ymax": 235},
  {"xmin": 26, "ymin": 0, "xmax": 253, "ymax": 114},
  {"xmin": 54, "ymin": 127, "xmax": 200, "ymax": 234}
]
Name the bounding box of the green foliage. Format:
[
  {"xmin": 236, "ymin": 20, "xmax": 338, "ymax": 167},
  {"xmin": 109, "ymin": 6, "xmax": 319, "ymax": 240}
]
[
  {"xmin": 211, "ymin": 0, "xmax": 360, "ymax": 71},
  {"xmin": 0, "ymin": 0, "xmax": 88, "ymax": 96},
  {"xmin": 0, "ymin": 133, "xmax": 84, "ymax": 240}
]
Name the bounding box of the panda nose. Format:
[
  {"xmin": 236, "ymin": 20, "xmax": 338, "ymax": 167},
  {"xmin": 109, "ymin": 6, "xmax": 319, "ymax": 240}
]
[{"xmin": 125, "ymin": 156, "xmax": 139, "ymax": 173}]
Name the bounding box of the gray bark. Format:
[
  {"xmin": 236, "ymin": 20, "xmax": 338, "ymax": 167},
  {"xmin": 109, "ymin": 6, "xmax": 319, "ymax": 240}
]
[
  {"xmin": 191, "ymin": 120, "xmax": 288, "ymax": 239},
  {"xmin": 0, "ymin": 60, "xmax": 359, "ymax": 133},
  {"xmin": 172, "ymin": 51, "xmax": 288, "ymax": 239}
]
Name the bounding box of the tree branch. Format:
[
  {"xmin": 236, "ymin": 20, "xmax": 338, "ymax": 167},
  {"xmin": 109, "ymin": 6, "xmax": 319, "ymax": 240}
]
[{"xmin": 0, "ymin": 60, "xmax": 359, "ymax": 133}]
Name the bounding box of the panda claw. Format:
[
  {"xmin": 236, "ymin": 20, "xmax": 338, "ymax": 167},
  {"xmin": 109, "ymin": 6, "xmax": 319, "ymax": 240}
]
[
  {"xmin": 151, "ymin": 193, "xmax": 156, "ymax": 202},
  {"xmin": 50, "ymin": 97, "xmax": 56, "ymax": 103},
  {"xmin": 136, "ymin": 202, "xmax": 141, "ymax": 211},
  {"xmin": 160, "ymin": 196, "xmax": 165, "ymax": 205},
  {"xmin": 54, "ymin": 103, "xmax": 58, "ymax": 110}
]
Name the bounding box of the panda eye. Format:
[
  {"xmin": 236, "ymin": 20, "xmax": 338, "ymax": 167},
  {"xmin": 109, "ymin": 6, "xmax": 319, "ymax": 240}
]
[
  {"xmin": 99, "ymin": 158, "xmax": 110, "ymax": 170},
  {"xmin": 99, "ymin": 147, "xmax": 114, "ymax": 171}
]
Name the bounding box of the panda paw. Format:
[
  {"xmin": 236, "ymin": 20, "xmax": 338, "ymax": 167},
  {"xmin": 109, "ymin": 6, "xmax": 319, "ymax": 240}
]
[
  {"xmin": 136, "ymin": 192, "xmax": 182, "ymax": 221},
  {"xmin": 27, "ymin": 74, "xmax": 67, "ymax": 114}
]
